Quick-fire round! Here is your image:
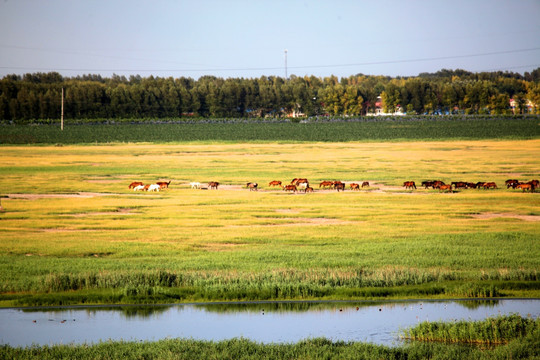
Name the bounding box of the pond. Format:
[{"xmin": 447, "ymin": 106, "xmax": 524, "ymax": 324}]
[{"xmin": 1, "ymin": 299, "xmax": 538, "ymax": 347}]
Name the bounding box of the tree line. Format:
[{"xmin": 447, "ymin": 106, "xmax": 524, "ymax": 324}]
[{"xmin": 1, "ymin": 68, "xmax": 539, "ymax": 122}]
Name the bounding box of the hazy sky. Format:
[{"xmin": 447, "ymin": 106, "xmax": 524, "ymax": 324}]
[{"xmin": 1, "ymin": 0, "xmax": 539, "ymax": 79}]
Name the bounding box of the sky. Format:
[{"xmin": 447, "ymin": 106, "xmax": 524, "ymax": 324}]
[{"xmin": 1, "ymin": 0, "xmax": 539, "ymax": 80}]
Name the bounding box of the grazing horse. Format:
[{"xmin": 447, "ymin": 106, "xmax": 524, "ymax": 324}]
[
  {"xmin": 483, "ymin": 182, "xmax": 497, "ymax": 189},
  {"xmin": 293, "ymin": 178, "xmax": 309, "ymax": 187},
  {"xmin": 432, "ymin": 180, "xmax": 445, "ymax": 189},
  {"xmin": 157, "ymin": 181, "xmax": 171, "ymax": 189},
  {"xmin": 190, "ymin": 182, "xmax": 201, "ymax": 189},
  {"xmin": 335, "ymin": 182, "xmax": 345, "ymax": 192},
  {"xmin": 439, "ymin": 184, "xmax": 452, "ymax": 193},
  {"xmin": 403, "ymin": 181, "xmax": 416, "ymax": 190},
  {"xmin": 208, "ymin": 181, "xmax": 219, "ymax": 190},
  {"xmin": 129, "ymin": 181, "xmax": 143, "ymax": 189},
  {"xmin": 361, "ymin": 181, "xmax": 370, "ymax": 188},
  {"xmin": 517, "ymin": 183, "xmax": 534, "ymax": 192},
  {"xmin": 451, "ymin": 181, "xmax": 468, "ymax": 189},
  {"xmin": 506, "ymin": 179, "xmax": 519, "ymax": 189},
  {"xmin": 147, "ymin": 184, "xmax": 161, "ymax": 192},
  {"xmin": 305, "ymin": 186, "xmax": 314, "ymax": 193},
  {"xmin": 133, "ymin": 185, "xmax": 145, "ymax": 191},
  {"xmin": 297, "ymin": 182, "xmax": 309, "ymax": 192},
  {"xmin": 421, "ymin": 181, "xmax": 434, "ymax": 189},
  {"xmin": 268, "ymin": 180, "xmax": 282, "ymax": 187},
  {"xmin": 349, "ymin": 183, "xmax": 360, "ymax": 191},
  {"xmin": 529, "ymin": 180, "xmax": 539, "ymax": 188},
  {"xmin": 247, "ymin": 182, "xmax": 258, "ymax": 191},
  {"xmin": 319, "ymin": 181, "xmax": 334, "ymax": 188},
  {"xmin": 283, "ymin": 184, "xmax": 297, "ymax": 192},
  {"xmin": 475, "ymin": 182, "xmax": 486, "ymax": 189}
]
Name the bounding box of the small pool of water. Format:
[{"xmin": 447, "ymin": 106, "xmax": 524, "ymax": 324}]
[{"xmin": 1, "ymin": 299, "xmax": 538, "ymax": 347}]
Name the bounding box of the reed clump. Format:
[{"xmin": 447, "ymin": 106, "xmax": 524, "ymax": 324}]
[{"xmin": 401, "ymin": 314, "xmax": 540, "ymax": 345}]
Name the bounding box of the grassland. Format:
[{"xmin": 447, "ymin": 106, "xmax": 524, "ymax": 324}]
[
  {"xmin": 0, "ymin": 116, "xmax": 539, "ymax": 144},
  {"xmin": 0, "ymin": 140, "xmax": 538, "ymax": 306}
]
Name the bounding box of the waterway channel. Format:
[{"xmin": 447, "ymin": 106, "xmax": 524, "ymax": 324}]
[{"xmin": 1, "ymin": 299, "xmax": 538, "ymax": 347}]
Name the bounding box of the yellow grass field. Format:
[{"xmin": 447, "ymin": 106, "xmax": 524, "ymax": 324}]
[{"xmin": 0, "ymin": 140, "xmax": 539, "ymax": 305}]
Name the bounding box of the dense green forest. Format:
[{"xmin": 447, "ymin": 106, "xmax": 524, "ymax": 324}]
[{"xmin": 1, "ymin": 68, "xmax": 539, "ymax": 122}]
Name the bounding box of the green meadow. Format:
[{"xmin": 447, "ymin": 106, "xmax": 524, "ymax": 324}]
[{"xmin": 0, "ymin": 139, "xmax": 538, "ymax": 306}]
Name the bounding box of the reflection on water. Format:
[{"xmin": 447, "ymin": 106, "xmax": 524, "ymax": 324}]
[{"xmin": 2, "ymin": 299, "xmax": 538, "ymax": 348}]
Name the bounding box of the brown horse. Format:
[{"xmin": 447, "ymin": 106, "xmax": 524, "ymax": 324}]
[
  {"xmin": 361, "ymin": 181, "xmax": 370, "ymax": 188},
  {"xmin": 246, "ymin": 182, "xmax": 258, "ymax": 191},
  {"xmin": 129, "ymin": 181, "xmax": 143, "ymax": 189},
  {"xmin": 208, "ymin": 181, "xmax": 219, "ymax": 190},
  {"xmin": 349, "ymin": 183, "xmax": 360, "ymax": 191},
  {"xmin": 283, "ymin": 184, "xmax": 297, "ymax": 192},
  {"xmin": 506, "ymin": 179, "xmax": 519, "ymax": 189},
  {"xmin": 517, "ymin": 183, "xmax": 534, "ymax": 192},
  {"xmin": 439, "ymin": 184, "xmax": 452, "ymax": 193},
  {"xmin": 156, "ymin": 181, "xmax": 171, "ymax": 189},
  {"xmin": 305, "ymin": 186, "xmax": 314, "ymax": 193},
  {"xmin": 335, "ymin": 182, "xmax": 345, "ymax": 192},
  {"xmin": 319, "ymin": 181, "xmax": 334, "ymax": 188},
  {"xmin": 483, "ymin": 182, "xmax": 497, "ymax": 189},
  {"xmin": 403, "ymin": 181, "xmax": 416, "ymax": 190},
  {"xmin": 268, "ymin": 180, "xmax": 282, "ymax": 187}
]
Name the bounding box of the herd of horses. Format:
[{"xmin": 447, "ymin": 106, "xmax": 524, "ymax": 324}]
[
  {"xmin": 128, "ymin": 178, "xmax": 537, "ymax": 194},
  {"xmin": 402, "ymin": 179, "xmax": 538, "ymax": 193}
]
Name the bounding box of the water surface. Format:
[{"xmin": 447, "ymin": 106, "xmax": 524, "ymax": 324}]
[{"xmin": 1, "ymin": 299, "xmax": 538, "ymax": 347}]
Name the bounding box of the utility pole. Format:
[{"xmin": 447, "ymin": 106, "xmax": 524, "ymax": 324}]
[
  {"xmin": 284, "ymin": 49, "xmax": 288, "ymax": 80},
  {"xmin": 61, "ymin": 88, "xmax": 64, "ymax": 131}
]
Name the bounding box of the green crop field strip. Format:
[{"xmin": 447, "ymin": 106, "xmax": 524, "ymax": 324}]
[{"xmin": 0, "ymin": 139, "xmax": 538, "ymax": 306}]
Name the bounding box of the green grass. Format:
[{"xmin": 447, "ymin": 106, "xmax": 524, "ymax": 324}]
[
  {"xmin": 0, "ymin": 140, "xmax": 539, "ymax": 306},
  {"xmin": 2, "ymin": 328, "xmax": 539, "ymax": 360},
  {"xmin": 401, "ymin": 314, "xmax": 540, "ymax": 345},
  {"xmin": 0, "ymin": 117, "xmax": 539, "ymax": 144}
]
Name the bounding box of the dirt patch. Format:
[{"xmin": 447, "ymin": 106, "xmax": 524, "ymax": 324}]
[
  {"xmin": 227, "ymin": 217, "xmax": 354, "ymax": 228},
  {"xmin": 7, "ymin": 192, "xmax": 119, "ymax": 200},
  {"xmin": 470, "ymin": 213, "xmax": 540, "ymax": 221}
]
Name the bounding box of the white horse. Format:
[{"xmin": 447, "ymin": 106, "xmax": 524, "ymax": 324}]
[
  {"xmin": 190, "ymin": 182, "xmax": 201, "ymax": 189},
  {"xmin": 147, "ymin": 184, "xmax": 161, "ymax": 192},
  {"xmin": 133, "ymin": 185, "xmax": 145, "ymax": 191}
]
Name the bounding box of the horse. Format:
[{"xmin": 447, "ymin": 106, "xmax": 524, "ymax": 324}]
[
  {"xmin": 529, "ymin": 180, "xmax": 539, "ymax": 188},
  {"xmin": 516, "ymin": 183, "xmax": 535, "ymax": 192},
  {"xmin": 268, "ymin": 180, "xmax": 282, "ymax": 187},
  {"xmin": 432, "ymin": 180, "xmax": 445, "ymax": 189},
  {"xmin": 349, "ymin": 183, "xmax": 360, "ymax": 191},
  {"xmin": 361, "ymin": 181, "xmax": 370, "ymax": 188},
  {"xmin": 294, "ymin": 178, "xmax": 309, "ymax": 186},
  {"xmin": 439, "ymin": 184, "xmax": 452, "ymax": 193},
  {"xmin": 247, "ymin": 182, "xmax": 258, "ymax": 191},
  {"xmin": 129, "ymin": 181, "xmax": 143, "ymax": 189},
  {"xmin": 483, "ymin": 182, "xmax": 497, "ymax": 189},
  {"xmin": 305, "ymin": 186, "xmax": 314, "ymax": 193},
  {"xmin": 208, "ymin": 181, "xmax": 219, "ymax": 190},
  {"xmin": 157, "ymin": 181, "xmax": 171, "ymax": 189},
  {"xmin": 403, "ymin": 181, "xmax": 416, "ymax": 190},
  {"xmin": 147, "ymin": 184, "xmax": 161, "ymax": 192},
  {"xmin": 335, "ymin": 182, "xmax": 345, "ymax": 192},
  {"xmin": 451, "ymin": 181, "xmax": 468, "ymax": 189},
  {"xmin": 283, "ymin": 184, "xmax": 297, "ymax": 192},
  {"xmin": 133, "ymin": 185, "xmax": 145, "ymax": 191},
  {"xmin": 297, "ymin": 182, "xmax": 309, "ymax": 192},
  {"xmin": 506, "ymin": 179, "xmax": 519, "ymax": 189},
  {"xmin": 190, "ymin": 182, "xmax": 201, "ymax": 189},
  {"xmin": 319, "ymin": 181, "xmax": 334, "ymax": 188},
  {"xmin": 421, "ymin": 181, "xmax": 434, "ymax": 189}
]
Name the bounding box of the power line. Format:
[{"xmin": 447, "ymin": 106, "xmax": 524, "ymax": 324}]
[{"xmin": 1, "ymin": 47, "xmax": 539, "ymax": 73}]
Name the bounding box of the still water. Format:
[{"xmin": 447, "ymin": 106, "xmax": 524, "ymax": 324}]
[{"xmin": 1, "ymin": 300, "xmax": 538, "ymax": 347}]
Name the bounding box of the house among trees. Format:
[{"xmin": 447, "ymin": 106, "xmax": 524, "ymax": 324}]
[
  {"xmin": 509, "ymin": 98, "xmax": 536, "ymax": 114},
  {"xmin": 367, "ymin": 96, "xmax": 405, "ymax": 116}
]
